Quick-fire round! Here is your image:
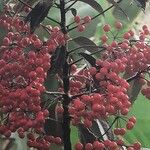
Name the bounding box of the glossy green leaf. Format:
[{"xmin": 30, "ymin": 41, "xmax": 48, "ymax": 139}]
[
  {"xmin": 124, "ymin": 72, "xmax": 142, "ymax": 103},
  {"xmin": 72, "ymin": 36, "xmax": 99, "ymax": 52},
  {"xmin": 25, "ymin": 0, "xmax": 54, "ymax": 33},
  {"xmin": 129, "ymin": 79, "xmax": 142, "ymax": 103}
]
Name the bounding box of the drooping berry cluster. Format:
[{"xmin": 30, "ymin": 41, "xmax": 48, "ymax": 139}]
[
  {"xmin": 100, "ymin": 22, "xmax": 150, "ymax": 100},
  {"xmin": 0, "ymin": 4, "xmax": 68, "ymax": 149},
  {"xmin": 65, "ymin": 21, "xmax": 150, "ymax": 149}
]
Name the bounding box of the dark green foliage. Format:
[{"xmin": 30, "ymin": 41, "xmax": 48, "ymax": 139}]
[{"xmin": 25, "ymin": 0, "xmax": 53, "ymax": 33}]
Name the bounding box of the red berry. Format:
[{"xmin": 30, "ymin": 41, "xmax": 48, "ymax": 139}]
[
  {"xmin": 126, "ymin": 121, "xmax": 135, "ymax": 130},
  {"xmin": 85, "ymin": 143, "xmax": 93, "ymax": 150},
  {"xmin": 103, "ymin": 24, "xmax": 111, "ymax": 32},
  {"xmin": 123, "ymin": 32, "xmax": 131, "ymax": 39},
  {"xmin": 75, "ymin": 142, "xmax": 83, "ymax": 150},
  {"xmin": 77, "ymin": 25, "xmax": 86, "ymax": 32},
  {"xmin": 133, "ymin": 142, "xmax": 141, "ymax": 150},
  {"xmin": 115, "ymin": 21, "xmax": 123, "ymax": 29},
  {"xmin": 3, "ymin": 37, "xmax": 10, "ymax": 46},
  {"xmin": 129, "ymin": 116, "xmax": 136, "ymax": 124},
  {"xmin": 74, "ymin": 16, "xmax": 81, "ymax": 23},
  {"xmin": 100, "ymin": 35, "xmax": 108, "ymax": 43},
  {"xmin": 83, "ymin": 16, "xmax": 92, "ymax": 24}
]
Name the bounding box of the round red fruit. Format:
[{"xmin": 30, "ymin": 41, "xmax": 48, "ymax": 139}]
[
  {"xmin": 103, "ymin": 24, "xmax": 111, "ymax": 32},
  {"xmin": 75, "ymin": 142, "xmax": 83, "ymax": 150}
]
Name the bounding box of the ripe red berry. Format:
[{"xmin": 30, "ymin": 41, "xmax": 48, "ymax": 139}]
[
  {"xmin": 3, "ymin": 37, "xmax": 10, "ymax": 46},
  {"xmin": 126, "ymin": 121, "xmax": 135, "ymax": 130},
  {"xmin": 123, "ymin": 32, "xmax": 131, "ymax": 39},
  {"xmin": 83, "ymin": 16, "xmax": 92, "ymax": 24},
  {"xmin": 83, "ymin": 118, "xmax": 92, "ymax": 128},
  {"xmin": 85, "ymin": 143, "xmax": 93, "ymax": 150},
  {"xmin": 77, "ymin": 25, "xmax": 86, "ymax": 32},
  {"xmin": 100, "ymin": 35, "xmax": 108, "ymax": 43},
  {"xmin": 133, "ymin": 142, "xmax": 141, "ymax": 150},
  {"xmin": 93, "ymin": 141, "xmax": 105, "ymax": 149},
  {"xmin": 74, "ymin": 16, "xmax": 81, "ymax": 23},
  {"xmin": 115, "ymin": 21, "xmax": 123, "ymax": 30},
  {"xmin": 111, "ymin": 41, "xmax": 118, "ymax": 47},
  {"xmin": 54, "ymin": 137, "xmax": 62, "ymax": 145},
  {"xmin": 89, "ymin": 67, "xmax": 97, "ymax": 76},
  {"xmin": 103, "ymin": 24, "xmax": 111, "ymax": 32},
  {"xmin": 129, "ymin": 116, "xmax": 136, "ymax": 124},
  {"xmin": 75, "ymin": 142, "xmax": 83, "ymax": 150}
]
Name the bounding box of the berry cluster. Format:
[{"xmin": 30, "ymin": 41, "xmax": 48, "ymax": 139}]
[
  {"xmin": 74, "ymin": 15, "xmax": 92, "ymax": 32},
  {"xmin": 75, "ymin": 140, "xmax": 141, "ymax": 150},
  {"xmin": 0, "ymin": 4, "xmax": 67, "ymax": 150},
  {"xmin": 65, "ymin": 21, "xmax": 150, "ymax": 149},
  {"xmin": 100, "ymin": 22, "xmax": 150, "ymax": 100}
]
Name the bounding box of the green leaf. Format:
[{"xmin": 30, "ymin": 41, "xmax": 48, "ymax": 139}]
[
  {"xmin": 96, "ymin": 119, "xmax": 114, "ymax": 140},
  {"xmin": 129, "ymin": 79, "xmax": 142, "ymax": 103},
  {"xmin": 70, "ymin": 8, "xmax": 77, "ymax": 16},
  {"xmin": 0, "ymin": 0, "xmax": 4, "ymax": 12},
  {"xmin": 78, "ymin": 123, "xmax": 96, "ymax": 145},
  {"xmin": 79, "ymin": 52, "xmax": 96, "ymax": 67},
  {"xmin": 124, "ymin": 72, "xmax": 142, "ymax": 103},
  {"xmin": 71, "ymin": 0, "xmax": 103, "ymax": 13},
  {"xmin": 25, "ymin": 0, "xmax": 54, "ymax": 33},
  {"xmin": 72, "ymin": 36, "xmax": 99, "ymax": 52}
]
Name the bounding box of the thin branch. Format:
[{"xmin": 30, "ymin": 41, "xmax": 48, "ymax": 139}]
[
  {"xmin": 70, "ymin": 89, "xmax": 100, "ymax": 99},
  {"xmin": 45, "ymin": 91, "xmax": 64, "ymax": 95},
  {"xmin": 70, "ymin": 58, "xmax": 83, "ymax": 66},
  {"xmin": 98, "ymin": 116, "xmax": 119, "ymax": 140},
  {"xmin": 18, "ymin": 0, "xmax": 31, "ymax": 8},
  {"xmin": 69, "ymin": 47, "xmax": 106, "ymax": 66},
  {"xmin": 46, "ymin": 16, "xmax": 60, "ymax": 25},
  {"xmin": 71, "ymin": 91, "xmax": 91, "ymax": 99},
  {"xmin": 126, "ymin": 71, "xmax": 142, "ymax": 82}
]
